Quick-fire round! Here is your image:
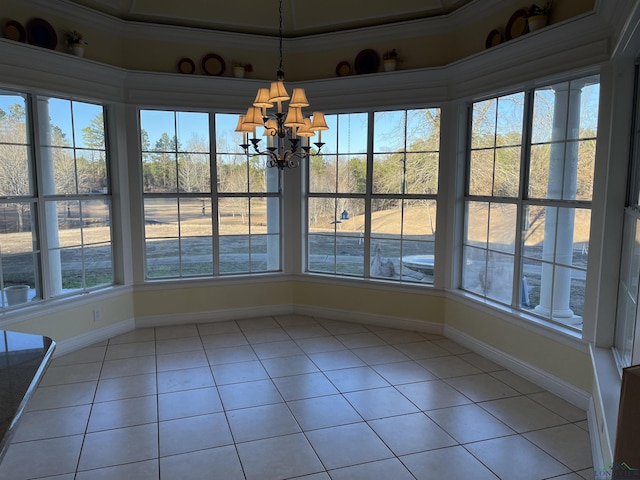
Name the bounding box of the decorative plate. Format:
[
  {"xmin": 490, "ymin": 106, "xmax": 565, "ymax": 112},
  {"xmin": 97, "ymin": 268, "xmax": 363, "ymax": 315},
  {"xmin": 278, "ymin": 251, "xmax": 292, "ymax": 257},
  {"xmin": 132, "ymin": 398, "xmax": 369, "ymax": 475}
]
[
  {"xmin": 335, "ymin": 61, "xmax": 351, "ymax": 77},
  {"xmin": 178, "ymin": 57, "xmax": 196, "ymax": 74},
  {"xmin": 505, "ymin": 8, "xmax": 529, "ymax": 40},
  {"xmin": 485, "ymin": 29, "xmax": 503, "ymax": 49},
  {"xmin": 26, "ymin": 18, "xmax": 57, "ymax": 49},
  {"xmin": 3, "ymin": 20, "xmax": 26, "ymax": 42},
  {"xmin": 354, "ymin": 49, "xmax": 380, "ymax": 75},
  {"xmin": 201, "ymin": 53, "xmax": 225, "ymax": 76}
]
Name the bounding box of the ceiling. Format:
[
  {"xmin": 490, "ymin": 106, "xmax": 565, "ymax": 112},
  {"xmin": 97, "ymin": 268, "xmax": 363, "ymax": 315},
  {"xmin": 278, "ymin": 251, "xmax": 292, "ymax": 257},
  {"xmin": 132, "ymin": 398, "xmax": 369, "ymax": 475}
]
[{"xmin": 63, "ymin": 0, "xmax": 475, "ymax": 37}]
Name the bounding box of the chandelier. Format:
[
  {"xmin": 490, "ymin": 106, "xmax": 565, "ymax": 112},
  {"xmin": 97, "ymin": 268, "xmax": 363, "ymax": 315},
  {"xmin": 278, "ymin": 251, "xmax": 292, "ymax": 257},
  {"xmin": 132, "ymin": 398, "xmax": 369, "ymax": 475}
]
[{"xmin": 235, "ymin": 0, "xmax": 328, "ymax": 170}]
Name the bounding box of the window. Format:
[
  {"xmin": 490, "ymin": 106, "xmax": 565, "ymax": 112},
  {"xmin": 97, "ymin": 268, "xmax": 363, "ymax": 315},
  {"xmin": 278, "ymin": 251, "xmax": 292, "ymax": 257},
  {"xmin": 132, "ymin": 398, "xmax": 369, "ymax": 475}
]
[
  {"xmin": 307, "ymin": 108, "xmax": 440, "ymax": 283},
  {"xmin": 0, "ymin": 91, "xmax": 113, "ymax": 308},
  {"xmin": 614, "ymin": 64, "xmax": 640, "ymax": 368},
  {"xmin": 139, "ymin": 110, "xmax": 280, "ymax": 278},
  {"xmin": 463, "ymin": 75, "xmax": 599, "ymax": 331}
]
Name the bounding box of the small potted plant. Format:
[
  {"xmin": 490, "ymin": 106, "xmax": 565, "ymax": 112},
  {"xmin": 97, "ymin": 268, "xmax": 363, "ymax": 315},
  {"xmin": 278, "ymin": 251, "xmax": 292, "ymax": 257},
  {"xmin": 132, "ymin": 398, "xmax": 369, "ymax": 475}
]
[
  {"xmin": 65, "ymin": 30, "xmax": 88, "ymax": 57},
  {"xmin": 232, "ymin": 63, "xmax": 253, "ymax": 78},
  {"xmin": 528, "ymin": 2, "xmax": 552, "ymax": 32},
  {"xmin": 382, "ymin": 49, "xmax": 399, "ymax": 72}
]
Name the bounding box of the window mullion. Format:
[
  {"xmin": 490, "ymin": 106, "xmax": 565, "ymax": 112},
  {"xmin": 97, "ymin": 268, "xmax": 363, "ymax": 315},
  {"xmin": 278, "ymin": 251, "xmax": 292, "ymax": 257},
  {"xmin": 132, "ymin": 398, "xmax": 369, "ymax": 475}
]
[{"xmin": 512, "ymin": 89, "xmax": 535, "ymax": 309}]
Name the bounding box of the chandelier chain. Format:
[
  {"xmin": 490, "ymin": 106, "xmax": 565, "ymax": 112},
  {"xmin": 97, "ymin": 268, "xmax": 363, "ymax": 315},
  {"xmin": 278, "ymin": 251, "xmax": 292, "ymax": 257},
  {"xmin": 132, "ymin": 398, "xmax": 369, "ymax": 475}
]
[{"xmin": 278, "ymin": 0, "xmax": 284, "ymax": 77}]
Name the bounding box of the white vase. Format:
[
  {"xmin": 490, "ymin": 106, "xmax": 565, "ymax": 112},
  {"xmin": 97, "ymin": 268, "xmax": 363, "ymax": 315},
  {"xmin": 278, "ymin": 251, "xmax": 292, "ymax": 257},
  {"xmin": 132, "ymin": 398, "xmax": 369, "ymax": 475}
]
[
  {"xmin": 383, "ymin": 60, "xmax": 397, "ymax": 72},
  {"xmin": 5, "ymin": 285, "xmax": 29, "ymax": 306},
  {"xmin": 233, "ymin": 66, "xmax": 245, "ymax": 78},
  {"xmin": 70, "ymin": 44, "xmax": 85, "ymax": 57}
]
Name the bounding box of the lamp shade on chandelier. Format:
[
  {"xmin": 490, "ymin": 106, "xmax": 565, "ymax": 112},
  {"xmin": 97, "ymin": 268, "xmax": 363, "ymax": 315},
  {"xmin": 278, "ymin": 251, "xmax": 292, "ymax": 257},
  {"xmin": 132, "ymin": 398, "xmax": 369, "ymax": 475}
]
[{"xmin": 235, "ymin": 0, "xmax": 329, "ymax": 170}]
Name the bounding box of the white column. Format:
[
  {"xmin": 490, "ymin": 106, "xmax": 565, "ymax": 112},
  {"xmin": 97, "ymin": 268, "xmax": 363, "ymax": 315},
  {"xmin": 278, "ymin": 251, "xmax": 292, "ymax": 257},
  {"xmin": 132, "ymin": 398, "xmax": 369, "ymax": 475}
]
[
  {"xmin": 535, "ymin": 82, "xmax": 583, "ymax": 320},
  {"xmin": 37, "ymin": 98, "xmax": 63, "ymax": 296},
  {"xmin": 266, "ymin": 166, "xmax": 280, "ymax": 270}
]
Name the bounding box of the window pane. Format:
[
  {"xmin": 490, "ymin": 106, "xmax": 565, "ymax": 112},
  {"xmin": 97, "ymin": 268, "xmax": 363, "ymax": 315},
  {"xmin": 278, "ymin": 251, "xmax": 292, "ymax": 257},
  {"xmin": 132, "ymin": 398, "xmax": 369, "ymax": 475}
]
[
  {"xmin": 249, "ymin": 156, "xmax": 272, "ymax": 193},
  {"xmin": 72, "ymin": 102, "xmax": 105, "ymax": 150},
  {"xmin": 336, "ymin": 235, "xmax": 364, "ymax": 276},
  {"xmin": 615, "ymin": 213, "xmax": 640, "ymax": 367},
  {"xmin": 373, "ymin": 153, "xmax": 403, "ymax": 194},
  {"xmin": 146, "ymin": 239, "xmax": 180, "ymax": 278},
  {"xmin": 220, "ymin": 235, "xmax": 249, "ymax": 273},
  {"xmin": 250, "ymin": 197, "xmax": 279, "ymax": 234},
  {"xmin": 217, "ymin": 154, "xmax": 248, "ymax": 193},
  {"xmin": 308, "ymin": 234, "xmax": 336, "ymax": 273},
  {"xmin": 309, "ymin": 197, "xmax": 336, "ymax": 234},
  {"xmin": 577, "ymin": 139, "xmax": 595, "ymax": 201},
  {"xmin": 465, "ymin": 201, "xmax": 489, "ymax": 247},
  {"xmin": 141, "ymin": 110, "xmax": 175, "ymax": 152},
  {"xmin": 219, "ymin": 197, "xmax": 249, "ymax": 235},
  {"xmin": 176, "ymin": 111, "xmax": 209, "ymax": 153},
  {"xmin": 374, "ymin": 110, "xmax": 406, "ymax": 153},
  {"xmin": 144, "ymin": 198, "xmax": 178, "ymax": 238},
  {"xmin": 471, "ymin": 99, "xmax": 497, "ymax": 149},
  {"xmin": 579, "ymin": 80, "xmax": 600, "ymax": 140},
  {"xmin": 215, "ymin": 113, "xmax": 245, "ymax": 154},
  {"xmin": 489, "ymin": 203, "xmax": 517, "ymax": 254},
  {"xmin": 370, "ymin": 239, "xmax": 399, "ymax": 279},
  {"xmin": 522, "ymin": 205, "xmax": 545, "ymax": 259},
  {"xmin": 309, "ymin": 155, "xmax": 336, "ymax": 193},
  {"xmin": 403, "ymin": 200, "xmax": 436, "ymax": 237},
  {"xmin": 46, "ymin": 98, "xmax": 73, "ymax": 148},
  {"xmin": 84, "ymin": 242, "xmax": 113, "ymax": 288},
  {"xmin": 469, "ymin": 149, "xmax": 494, "ymax": 196},
  {"xmin": 338, "ymin": 113, "xmax": 367, "ymax": 153},
  {"xmin": 337, "ymin": 155, "xmax": 366, "ymax": 194},
  {"xmin": 0, "ymin": 145, "xmax": 32, "ymax": 197},
  {"xmin": 528, "ymin": 144, "xmax": 550, "ymax": 198},
  {"xmin": 462, "ymin": 245, "xmax": 487, "ymax": 295},
  {"xmin": 400, "ymin": 240, "xmax": 435, "ymax": 283},
  {"xmin": 0, "ymin": 202, "xmax": 38, "ymax": 306},
  {"xmin": 179, "ymin": 152, "xmax": 211, "ymax": 193},
  {"xmin": 531, "ymin": 89, "xmax": 554, "ymax": 143},
  {"xmin": 179, "ymin": 198, "xmax": 212, "ymax": 237},
  {"xmin": 407, "ymin": 108, "xmax": 440, "ymax": 152},
  {"xmin": 485, "ymin": 251, "xmax": 514, "ymax": 304},
  {"xmin": 405, "ymin": 152, "xmax": 438, "ymax": 195},
  {"xmin": 0, "ymin": 93, "xmax": 28, "ymax": 144},
  {"xmin": 77, "ymin": 148, "xmax": 107, "ymax": 194},
  {"xmin": 180, "ymin": 237, "xmax": 213, "ymax": 276},
  {"xmin": 496, "ymin": 93, "xmax": 524, "ymax": 147},
  {"xmin": 81, "ymin": 199, "xmax": 111, "ymax": 245},
  {"xmin": 371, "ymin": 199, "xmax": 401, "ymax": 236},
  {"xmin": 493, "ymin": 147, "xmax": 520, "ymax": 197}
]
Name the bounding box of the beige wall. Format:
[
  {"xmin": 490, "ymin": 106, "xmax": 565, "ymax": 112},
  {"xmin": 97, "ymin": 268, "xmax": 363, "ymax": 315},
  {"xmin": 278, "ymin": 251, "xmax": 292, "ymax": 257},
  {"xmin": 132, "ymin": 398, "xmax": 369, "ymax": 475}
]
[
  {"xmin": 6, "ymin": 293, "xmax": 134, "ymax": 343},
  {"xmin": 133, "ymin": 280, "xmax": 294, "ymax": 318}
]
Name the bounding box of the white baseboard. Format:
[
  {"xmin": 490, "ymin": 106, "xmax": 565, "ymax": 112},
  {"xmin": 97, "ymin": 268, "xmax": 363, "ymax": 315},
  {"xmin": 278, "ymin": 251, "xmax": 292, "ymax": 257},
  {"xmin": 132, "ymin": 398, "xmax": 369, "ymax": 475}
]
[
  {"xmin": 135, "ymin": 304, "xmax": 295, "ymax": 329},
  {"xmin": 444, "ymin": 325, "xmax": 591, "ymax": 411},
  {"xmin": 588, "ymin": 396, "xmax": 606, "ymax": 475},
  {"xmin": 292, "ymin": 304, "xmax": 444, "ymax": 335},
  {"xmin": 53, "ymin": 318, "xmax": 135, "ymax": 357}
]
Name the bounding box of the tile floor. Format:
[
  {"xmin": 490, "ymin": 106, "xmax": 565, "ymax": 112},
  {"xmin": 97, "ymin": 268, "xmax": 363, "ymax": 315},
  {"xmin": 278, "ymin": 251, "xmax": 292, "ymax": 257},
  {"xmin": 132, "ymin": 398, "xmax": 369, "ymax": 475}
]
[{"xmin": 0, "ymin": 315, "xmax": 594, "ymax": 480}]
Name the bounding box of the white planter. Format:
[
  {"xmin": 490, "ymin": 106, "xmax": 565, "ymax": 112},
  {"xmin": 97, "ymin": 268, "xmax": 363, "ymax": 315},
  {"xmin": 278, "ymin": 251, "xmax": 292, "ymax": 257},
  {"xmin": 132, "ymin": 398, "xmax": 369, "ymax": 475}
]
[
  {"xmin": 383, "ymin": 60, "xmax": 397, "ymax": 72},
  {"xmin": 5, "ymin": 285, "xmax": 29, "ymax": 306},
  {"xmin": 233, "ymin": 66, "xmax": 245, "ymax": 78},
  {"xmin": 70, "ymin": 44, "xmax": 85, "ymax": 57}
]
